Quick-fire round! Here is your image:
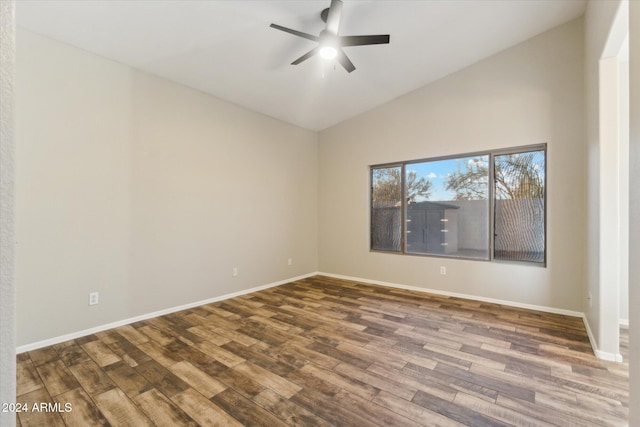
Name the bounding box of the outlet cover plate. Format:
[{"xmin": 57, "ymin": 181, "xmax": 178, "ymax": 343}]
[{"xmin": 89, "ymin": 292, "xmax": 99, "ymax": 306}]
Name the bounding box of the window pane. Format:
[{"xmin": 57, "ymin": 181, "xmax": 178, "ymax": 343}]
[
  {"xmin": 493, "ymin": 150, "xmax": 545, "ymax": 263},
  {"xmin": 405, "ymin": 156, "xmax": 489, "ymax": 259},
  {"xmin": 371, "ymin": 166, "xmax": 402, "ymax": 251}
]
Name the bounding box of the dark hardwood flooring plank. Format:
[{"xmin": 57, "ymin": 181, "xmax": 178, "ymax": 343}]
[
  {"xmin": 93, "ymin": 388, "xmax": 154, "ymax": 426},
  {"xmin": 290, "ymin": 387, "xmax": 376, "ymax": 426},
  {"xmin": 186, "ymin": 325, "xmax": 232, "ymax": 346},
  {"xmin": 28, "ymin": 347, "xmax": 59, "ymax": 367},
  {"xmin": 214, "ymin": 369, "xmax": 265, "ymax": 398},
  {"xmin": 404, "ymin": 361, "xmax": 499, "ymax": 402},
  {"xmin": 211, "ymin": 388, "xmax": 290, "ymax": 427},
  {"xmin": 14, "ymin": 275, "xmax": 629, "ymax": 426},
  {"xmin": 285, "ymin": 367, "xmax": 342, "ymax": 398},
  {"xmin": 297, "ymin": 362, "xmax": 379, "ymax": 400},
  {"xmin": 114, "ymin": 324, "xmax": 150, "ymax": 346},
  {"xmin": 412, "ymin": 389, "xmax": 511, "ymax": 427},
  {"xmin": 332, "ymin": 389, "xmax": 423, "ymax": 427},
  {"xmin": 106, "ymin": 338, "xmax": 152, "ymax": 368},
  {"xmin": 54, "ymin": 341, "xmax": 93, "ymax": 367},
  {"xmin": 171, "ymin": 388, "xmax": 244, "ymax": 426},
  {"xmin": 36, "ymin": 360, "xmax": 81, "ymax": 397},
  {"xmin": 496, "ymin": 394, "xmax": 597, "ymax": 427},
  {"xmin": 373, "ymin": 390, "xmax": 465, "ymax": 427},
  {"xmin": 307, "ymin": 341, "xmax": 372, "ymax": 369},
  {"xmin": 16, "ymin": 388, "xmax": 66, "ymax": 427},
  {"xmin": 68, "ymin": 359, "xmax": 116, "ymax": 396},
  {"xmin": 138, "ymin": 340, "xmax": 184, "ymax": 367},
  {"xmin": 421, "ymin": 340, "xmax": 507, "ymax": 371},
  {"xmin": 574, "ymin": 392, "xmax": 628, "ymax": 425},
  {"xmin": 209, "ymin": 324, "xmax": 259, "ymax": 346},
  {"xmin": 277, "ymin": 341, "xmax": 341, "ymax": 369},
  {"xmin": 194, "ymin": 339, "xmax": 245, "ymax": 367},
  {"xmin": 253, "ymin": 388, "xmax": 334, "ymax": 427},
  {"xmin": 336, "ymin": 341, "xmax": 407, "ymax": 369},
  {"xmin": 222, "ymin": 340, "xmax": 303, "ymax": 375},
  {"xmin": 137, "ymin": 325, "xmax": 176, "ymax": 346},
  {"xmin": 74, "ymin": 334, "xmax": 100, "ymax": 346},
  {"xmin": 453, "ymin": 392, "xmax": 554, "ymax": 427},
  {"xmin": 232, "ymin": 361, "xmax": 302, "ymax": 399},
  {"xmin": 16, "ymin": 358, "xmax": 43, "ymax": 397},
  {"xmin": 333, "ymin": 361, "xmax": 416, "ymax": 400},
  {"xmin": 434, "ymin": 363, "xmax": 535, "ymax": 403},
  {"xmin": 54, "ymin": 387, "xmax": 109, "ymax": 427},
  {"xmin": 133, "ymin": 388, "xmax": 198, "ymax": 427},
  {"xmin": 81, "ymin": 340, "xmax": 122, "ymax": 368},
  {"xmin": 104, "ymin": 360, "xmax": 154, "ymax": 398},
  {"xmin": 168, "ymin": 360, "xmax": 227, "ymax": 398},
  {"xmin": 134, "ymin": 359, "xmax": 190, "ymax": 398}
]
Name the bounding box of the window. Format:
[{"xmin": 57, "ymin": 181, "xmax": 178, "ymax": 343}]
[
  {"xmin": 370, "ymin": 145, "xmax": 546, "ymax": 264},
  {"xmin": 493, "ymin": 150, "xmax": 546, "ymax": 262},
  {"xmin": 405, "ymin": 155, "xmax": 490, "ymax": 259},
  {"xmin": 371, "ymin": 166, "xmax": 402, "ymax": 252}
]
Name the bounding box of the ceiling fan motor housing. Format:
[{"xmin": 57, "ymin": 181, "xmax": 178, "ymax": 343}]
[{"xmin": 270, "ymin": 0, "xmax": 390, "ymax": 73}]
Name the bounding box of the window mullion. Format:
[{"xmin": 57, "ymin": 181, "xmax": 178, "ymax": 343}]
[
  {"xmin": 489, "ymin": 153, "xmax": 495, "ymax": 261},
  {"xmin": 401, "ymin": 164, "xmax": 406, "ymax": 254}
]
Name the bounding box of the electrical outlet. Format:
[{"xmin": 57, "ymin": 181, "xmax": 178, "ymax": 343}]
[
  {"xmin": 89, "ymin": 292, "xmax": 99, "ymax": 306},
  {"xmin": 287, "ymin": 258, "xmax": 293, "ymax": 266},
  {"xmin": 440, "ymin": 266, "xmax": 446, "ymax": 275},
  {"xmin": 232, "ymin": 267, "xmax": 238, "ymax": 277}
]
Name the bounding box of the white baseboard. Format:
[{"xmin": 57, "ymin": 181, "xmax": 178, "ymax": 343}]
[
  {"xmin": 582, "ymin": 316, "xmax": 623, "ymax": 362},
  {"xmin": 18, "ymin": 271, "xmax": 622, "ymax": 364},
  {"xmin": 317, "ymin": 272, "xmax": 628, "ymax": 363},
  {"xmin": 317, "ymin": 272, "xmax": 584, "ymax": 318},
  {"xmin": 16, "ymin": 272, "xmax": 317, "ymax": 354}
]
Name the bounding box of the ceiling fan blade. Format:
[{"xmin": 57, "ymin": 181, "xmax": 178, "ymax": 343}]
[
  {"xmin": 340, "ymin": 34, "xmax": 390, "ymax": 47},
  {"xmin": 336, "ymin": 48, "xmax": 355, "ymax": 73},
  {"xmin": 270, "ymin": 23, "xmax": 319, "ymax": 42},
  {"xmin": 292, "ymin": 47, "xmax": 320, "ymax": 65},
  {"xmin": 325, "ymin": 0, "xmax": 343, "ymax": 34}
]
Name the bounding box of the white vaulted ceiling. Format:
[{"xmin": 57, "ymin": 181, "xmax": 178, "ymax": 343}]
[{"xmin": 16, "ymin": 0, "xmax": 586, "ymax": 131}]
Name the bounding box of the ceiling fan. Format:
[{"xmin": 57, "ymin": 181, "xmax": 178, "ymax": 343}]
[{"xmin": 270, "ymin": 0, "xmax": 390, "ymax": 73}]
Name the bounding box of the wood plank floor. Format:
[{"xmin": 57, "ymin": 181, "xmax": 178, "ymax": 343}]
[{"xmin": 15, "ymin": 275, "xmax": 629, "ymax": 426}]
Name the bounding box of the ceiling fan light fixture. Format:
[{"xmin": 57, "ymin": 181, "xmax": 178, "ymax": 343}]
[
  {"xmin": 319, "ymin": 45, "xmax": 338, "ymax": 59},
  {"xmin": 270, "ymin": 0, "xmax": 390, "ymax": 73}
]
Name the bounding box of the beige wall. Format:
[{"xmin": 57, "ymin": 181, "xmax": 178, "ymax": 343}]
[
  {"xmin": 15, "ymin": 30, "xmax": 318, "ymax": 347},
  {"xmin": 0, "ymin": 1, "xmax": 16, "ymax": 425},
  {"xmin": 629, "ymin": 1, "xmax": 639, "ymax": 423},
  {"xmin": 318, "ymin": 19, "xmax": 585, "ymax": 312},
  {"xmin": 584, "ymin": 0, "xmax": 626, "ymax": 359},
  {"xmin": 619, "ymin": 56, "xmax": 629, "ymax": 324}
]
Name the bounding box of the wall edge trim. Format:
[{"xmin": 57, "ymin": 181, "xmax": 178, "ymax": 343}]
[
  {"xmin": 318, "ymin": 272, "xmax": 584, "ymax": 316},
  {"xmin": 20, "ymin": 271, "xmax": 622, "ymax": 364},
  {"xmin": 16, "ymin": 272, "xmax": 317, "ymax": 353},
  {"xmin": 582, "ymin": 315, "xmax": 624, "ymax": 362},
  {"xmin": 316, "ymin": 272, "xmax": 622, "ymax": 363}
]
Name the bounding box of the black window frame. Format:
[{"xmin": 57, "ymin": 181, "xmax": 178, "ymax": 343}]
[{"xmin": 369, "ymin": 143, "xmax": 547, "ymax": 266}]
